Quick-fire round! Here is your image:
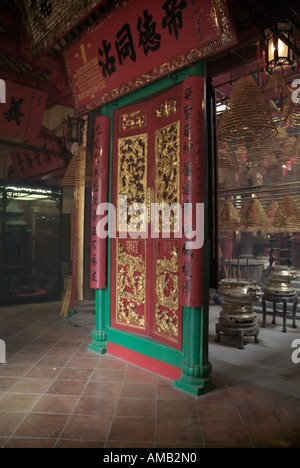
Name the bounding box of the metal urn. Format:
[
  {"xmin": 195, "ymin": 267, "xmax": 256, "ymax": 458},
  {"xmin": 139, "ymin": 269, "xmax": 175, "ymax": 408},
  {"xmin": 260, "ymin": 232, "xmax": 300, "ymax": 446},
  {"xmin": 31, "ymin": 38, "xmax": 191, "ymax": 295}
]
[
  {"xmin": 262, "ymin": 266, "xmax": 299, "ymax": 332},
  {"xmin": 262, "ymin": 266, "xmax": 299, "ymax": 296},
  {"xmin": 216, "ymin": 279, "xmax": 262, "ymax": 349}
]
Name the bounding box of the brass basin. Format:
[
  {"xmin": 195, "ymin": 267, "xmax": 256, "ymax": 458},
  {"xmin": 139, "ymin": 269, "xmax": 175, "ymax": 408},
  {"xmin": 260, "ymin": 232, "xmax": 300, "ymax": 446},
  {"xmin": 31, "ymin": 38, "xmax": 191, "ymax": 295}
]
[
  {"xmin": 263, "ymin": 266, "xmax": 298, "ymax": 296},
  {"xmin": 263, "ymin": 266, "xmax": 299, "ymax": 283},
  {"xmin": 218, "ymin": 279, "xmax": 262, "ymax": 305}
]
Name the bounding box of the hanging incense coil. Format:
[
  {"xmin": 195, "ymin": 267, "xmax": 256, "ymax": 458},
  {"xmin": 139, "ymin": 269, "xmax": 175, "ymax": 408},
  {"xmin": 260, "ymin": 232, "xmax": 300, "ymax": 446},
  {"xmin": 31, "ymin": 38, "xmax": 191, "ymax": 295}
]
[
  {"xmin": 273, "ymin": 195, "xmax": 300, "ymax": 232},
  {"xmin": 239, "ymin": 198, "xmax": 268, "ymax": 232},
  {"xmin": 265, "ymin": 201, "xmax": 279, "ymax": 232},
  {"xmin": 290, "ymin": 134, "xmax": 300, "ymax": 165},
  {"xmin": 217, "ymin": 76, "xmax": 278, "ymax": 142},
  {"xmin": 217, "ymin": 140, "xmax": 239, "ymax": 172},
  {"xmin": 245, "ymin": 137, "xmax": 280, "ymax": 168},
  {"xmin": 265, "ymin": 201, "xmax": 279, "ymax": 221},
  {"xmin": 279, "ymin": 135, "xmax": 297, "ymax": 165},
  {"xmin": 281, "ymin": 88, "xmax": 300, "ymax": 129},
  {"xmin": 219, "ymin": 202, "xmax": 240, "ymax": 230},
  {"xmin": 233, "ymin": 144, "xmax": 248, "ymax": 164}
]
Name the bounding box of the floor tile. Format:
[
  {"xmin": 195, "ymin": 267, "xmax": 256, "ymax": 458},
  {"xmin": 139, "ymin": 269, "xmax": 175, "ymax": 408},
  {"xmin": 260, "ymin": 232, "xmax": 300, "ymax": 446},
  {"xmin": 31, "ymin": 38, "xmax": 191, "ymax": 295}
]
[
  {"xmin": 0, "ymin": 438, "xmax": 8, "ymax": 448},
  {"xmin": 14, "ymin": 413, "xmax": 68, "ymax": 439},
  {"xmin": 66, "ymin": 357, "xmax": 99, "ymax": 369},
  {"xmin": 9, "ymin": 378, "xmax": 53, "ymax": 394},
  {"xmin": 157, "ymin": 399, "xmax": 198, "ymax": 419},
  {"xmin": 91, "ymin": 369, "xmax": 126, "ymax": 382},
  {"xmin": 120, "ymin": 382, "xmax": 157, "ymax": 399},
  {"xmin": 235, "ymin": 401, "xmax": 282, "ymax": 421},
  {"xmin": 55, "ymin": 439, "xmax": 105, "ymax": 448},
  {"xmin": 227, "ymin": 385, "xmax": 272, "ymax": 402},
  {"xmin": 96, "ymin": 357, "xmax": 128, "ymax": 370},
  {"xmin": 124, "ymin": 369, "xmax": 157, "ymax": 384},
  {"xmin": 0, "ymin": 377, "xmax": 19, "ymax": 392},
  {"xmin": 201, "ymin": 419, "xmax": 253, "ymax": 447},
  {"xmin": 7, "ymin": 354, "xmax": 42, "ymax": 366},
  {"xmin": 106, "ymin": 441, "xmax": 155, "ymax": 448},
  {"xmin": 244, "ymin": 420, "xmax": 300, "ymax": 448},
  {"xmin": 60, "ymin": 414, "xmax": 111, "ymax": 440},
  {"xmin": 0, "ymin": 413, "xmax": 26, "ymax": 437},
  {"xmin": 156, "ymin": 417, "xmax": 203, "ymax": 445},
  {"xmin": 24, "ymin": 366, "xmax": 62, "ymax": 379},
  {"xmin": 196, "ymin": 400, "xmax": 240, "ymax": 419},
  {"xmin": 83, "ymin": 381, "xmax": 122, "ymax": 398},
  {"xmin": 46, "ymin": 379, "xmax": 86, "ymax": 396},
  {"xmin": 0, "ymin": 393, "xmax": 41, "ymax": 412},
  {"xmin": 36, "ymin": 356, "xmax": 71, "ymax": 368},
  {"xmin": 158, "ymin": 384, "xmax": 195, "ymax": 400},
  {"xmin": 0, "ymin": 302, "xmax": 300, "ymax": 449},
  {"xmin": 4, "ymin": 438, "xmax": 56, "ymax": 448},
  {"xmin": 57, "ymin": 368, "xmax": 93, "ymax": 381},
  {"xmin": 108, "ymin": 416, "xmax": 155, "ymax": 443},
  {"xmin": 73, "ymin": 396, "xmax": 117, "ymax": 416},
  {"xmin": 0, "ymin": 365, "xmax": 32, "ymax": 378},
  {"xmin": 115, "ymin": 398, "xmax": 156, "ymax": 418},
  {"xmin": 32, "ymin": 394, "xmax": 79, "ymax": 414}
]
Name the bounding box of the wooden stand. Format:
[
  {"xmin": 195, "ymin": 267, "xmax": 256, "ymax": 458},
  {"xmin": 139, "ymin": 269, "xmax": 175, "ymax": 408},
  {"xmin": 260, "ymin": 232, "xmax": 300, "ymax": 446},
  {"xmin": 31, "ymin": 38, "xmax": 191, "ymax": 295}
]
[{"xmin": 262, "ymin": 292, "xmax": 298, "ymax": 332}]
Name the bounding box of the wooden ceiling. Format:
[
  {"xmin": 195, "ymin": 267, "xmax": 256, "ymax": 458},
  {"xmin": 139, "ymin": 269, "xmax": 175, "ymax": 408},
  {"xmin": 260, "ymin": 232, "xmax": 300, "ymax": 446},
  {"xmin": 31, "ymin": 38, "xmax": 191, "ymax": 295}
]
[{"xmin": 0, "ymin": 0, "xmax": 299, "ymax": 110}]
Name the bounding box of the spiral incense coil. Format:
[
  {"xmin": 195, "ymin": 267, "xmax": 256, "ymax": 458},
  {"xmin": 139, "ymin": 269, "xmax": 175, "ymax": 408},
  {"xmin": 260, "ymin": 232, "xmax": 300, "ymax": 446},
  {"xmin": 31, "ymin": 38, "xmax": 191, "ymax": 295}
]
[
  {"xmin": 239, "ymin": 198, "xmax": 268, "ymax": 231},
  {"xmin": 219, "ymin": 202, "xmax": 240, "ymax": 230},
  {"xmin": 273, "ymin": 195, "xmax": 300, "ymax": 231},
  {"xmin": 217, "ymin": 76, "xmax": 278, "ymax": 142},
  {"xmin": 217, "ymin": 140, "xmax": 239, "ymax": 172}
]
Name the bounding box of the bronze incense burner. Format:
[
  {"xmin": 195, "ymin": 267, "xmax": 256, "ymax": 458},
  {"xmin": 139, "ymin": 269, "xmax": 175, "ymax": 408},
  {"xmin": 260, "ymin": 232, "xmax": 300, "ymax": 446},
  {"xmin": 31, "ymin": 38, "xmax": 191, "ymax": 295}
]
[{"xmin": 216, "ymin": 278, "xmax": 262, "ymax": 349}]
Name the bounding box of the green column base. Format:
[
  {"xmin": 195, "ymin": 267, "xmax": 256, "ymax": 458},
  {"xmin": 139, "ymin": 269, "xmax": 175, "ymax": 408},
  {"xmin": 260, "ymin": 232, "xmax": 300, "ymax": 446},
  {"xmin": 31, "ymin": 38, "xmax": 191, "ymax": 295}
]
[
  {"xmin": 174, "ymin": 374, "xmax": 216, "ymax": 396},
  {"xmin": 87, "ymin": 329, "xmax": 107, "ymax": 355},
  {"xmin": 175, "ymin": 359, "xmax": 215, "ymax": 396}
]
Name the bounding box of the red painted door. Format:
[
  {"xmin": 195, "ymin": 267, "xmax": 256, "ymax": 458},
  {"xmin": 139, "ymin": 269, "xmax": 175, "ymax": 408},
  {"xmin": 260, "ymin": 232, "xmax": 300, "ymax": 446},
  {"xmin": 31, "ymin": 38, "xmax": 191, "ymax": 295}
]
[{"xmin": 111, "ymin": 85, "xmax": 185, "ymax": 349}]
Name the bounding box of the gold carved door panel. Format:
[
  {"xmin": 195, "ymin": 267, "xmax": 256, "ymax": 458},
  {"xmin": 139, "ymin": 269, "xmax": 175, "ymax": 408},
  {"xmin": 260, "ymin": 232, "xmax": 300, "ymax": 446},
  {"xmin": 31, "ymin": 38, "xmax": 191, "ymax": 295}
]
[{"xmin": 111, "ymin": 88, "xmax": 183, "ymax": 349}]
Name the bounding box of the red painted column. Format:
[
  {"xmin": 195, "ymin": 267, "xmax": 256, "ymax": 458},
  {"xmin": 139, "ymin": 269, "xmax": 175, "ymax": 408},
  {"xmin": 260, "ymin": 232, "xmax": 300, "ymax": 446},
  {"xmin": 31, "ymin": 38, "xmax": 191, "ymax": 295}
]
[
  {"xmin": 90, "ymin": 116, "xmax": 110, "ymax": 289},
  {"xmin": 180, "ymin": 76, "xmax": 205, "ymax": 308}
]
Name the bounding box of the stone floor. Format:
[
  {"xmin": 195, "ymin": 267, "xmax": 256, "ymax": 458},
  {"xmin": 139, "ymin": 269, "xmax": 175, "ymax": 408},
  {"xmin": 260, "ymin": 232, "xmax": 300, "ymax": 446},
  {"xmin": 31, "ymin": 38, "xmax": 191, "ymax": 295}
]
[{"xmin": 0, "ymin": 301, "xmax": 299, "ymax": 448}]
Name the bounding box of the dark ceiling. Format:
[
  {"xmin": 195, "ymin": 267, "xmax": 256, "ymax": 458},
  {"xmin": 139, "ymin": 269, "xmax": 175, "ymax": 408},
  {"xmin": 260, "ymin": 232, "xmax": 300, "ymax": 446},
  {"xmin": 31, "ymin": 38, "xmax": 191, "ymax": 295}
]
[{"xmin": 0, "ymin": 0, "xmax": 299, "ymax": 110}]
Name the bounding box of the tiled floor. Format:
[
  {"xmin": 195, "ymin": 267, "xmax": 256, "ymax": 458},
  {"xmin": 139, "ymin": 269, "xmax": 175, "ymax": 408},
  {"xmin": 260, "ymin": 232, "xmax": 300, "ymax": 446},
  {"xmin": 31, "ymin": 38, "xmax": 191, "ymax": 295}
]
[{"xmin": 0, "ymin": 301, "xmax": 299, "ymax": 448}]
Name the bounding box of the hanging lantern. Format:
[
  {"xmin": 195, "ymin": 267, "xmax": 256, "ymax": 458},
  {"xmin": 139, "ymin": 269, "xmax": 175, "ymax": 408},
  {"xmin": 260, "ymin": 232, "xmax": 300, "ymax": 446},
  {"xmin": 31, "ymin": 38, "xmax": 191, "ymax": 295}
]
[
  {"xmin": 65, "ymin": 116, "xmax": 85, "ymax": 144},
  {"xmin": 264, "ymin": 23, "xmax": 294, "ymax": 72}
]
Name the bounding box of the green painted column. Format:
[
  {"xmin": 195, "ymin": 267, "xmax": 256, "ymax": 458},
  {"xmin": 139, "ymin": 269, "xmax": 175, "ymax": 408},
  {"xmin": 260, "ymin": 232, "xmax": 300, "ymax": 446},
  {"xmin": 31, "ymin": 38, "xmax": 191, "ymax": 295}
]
[
  {"xmin": 175, "ymin": 305, "xmax": 215, "ymax": 395},
  {"xmin": 88, "ymin": 289, "xmax": 107, "ymax": 354}
]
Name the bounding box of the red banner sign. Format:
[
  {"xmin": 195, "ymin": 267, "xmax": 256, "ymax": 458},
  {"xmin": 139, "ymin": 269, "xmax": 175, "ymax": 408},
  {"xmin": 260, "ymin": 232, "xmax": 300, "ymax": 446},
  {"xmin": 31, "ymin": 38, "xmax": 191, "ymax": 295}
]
[
  {"xmin": 65, "ymin": 0, "xmax": 236, "ymax": 115},
  {"xmin": 9, "ymin": 133, "xmax": 65, "ymax": 180},
  {"xmin": 0, "ymin": 80, "xmax": 47, "ymax": 142}
]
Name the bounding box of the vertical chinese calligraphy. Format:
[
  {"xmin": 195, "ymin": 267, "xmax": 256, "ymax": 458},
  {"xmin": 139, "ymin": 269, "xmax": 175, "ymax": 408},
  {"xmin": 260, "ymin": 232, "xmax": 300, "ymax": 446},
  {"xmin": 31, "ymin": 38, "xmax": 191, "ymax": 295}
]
[
  {"xmin": 90, "ymin": 116, "xmax": 110, "ymax": 289},
  {"xmin": 3, "ymin": 97, "xmax": 24, "ymax": 126},
  {"xmin": 180, "ymin": 76, "xmax": 205, "ymax": 308}
]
